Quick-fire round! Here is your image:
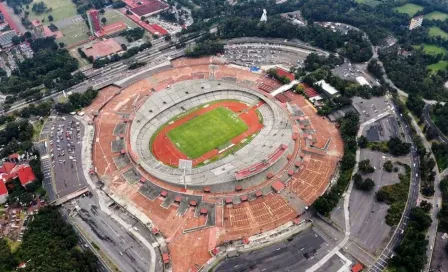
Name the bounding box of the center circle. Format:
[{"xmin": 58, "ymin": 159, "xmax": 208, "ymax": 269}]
[{"xmin": 150, "ymin": 100, "xmax": 264, "ymax": 167}]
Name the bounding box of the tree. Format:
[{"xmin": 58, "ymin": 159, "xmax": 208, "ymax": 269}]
[
  {"xmin": 406, "ymin": 96, "xmax": 425, "ymax": 116},
  {"xmin": 101, "ymin": 17, "xmax": 107, "ymax": 24},
  {"xmin": 99, "ymin": 8, "xmax": 105, "ymax": 14},
  {"xmin": 359, "ymin": 159, "xmax": 375, "ymax": 173},
  {"xmin": 14, "ymin": 207, "xmax": 99, "ymax": 271},
  {"xmin": 367, "ymin": 58, "xmax": 384, "ymax": 79},
  {"xmin": 357, "ymin": 136, "xmax": 368, "ymax": 148},
  {"xmin": 59, "ymin": 42, "xmax": 65, "ymax": 48},
  {"xmin": 388, "ymin": 137, "xmax": 411, "ymax": 156},
  {"xmin": 383, "ymin": 160, "xmax": 393, "ymax": 172},
  {"xmin": 48, "ymin": 14, "xmax": 53, "ymax": 21},
  {"xmin": 362, "ymin": 178, "xmax": 375, "ymax": 191},
  {"xmin": 11, "ymin": 35, "xmax": 21, "ymax": 45},
  {"xmin": 121, "ymin": 44, "xmax": 127, "ymax": 51},
  {"xmin": 419, "ymin": 200, "xmax": 432, "ymax": 213},
  {"xmin": 0, "ymin": 239, "xmax": 17, "ymax": 271}
]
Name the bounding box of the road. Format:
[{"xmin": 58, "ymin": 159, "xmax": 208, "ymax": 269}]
[
  {"xmin": 368, "ymin": 99, "xmax": 421, "ymax": 272},
  {"xmin": 60, "ymin": 192, "xmax": 157, "ymax": 272},
  {"xmin": 408, "ymin": 111, "xmax": 443, "ymax": 272},
  {"xmin": 422, "ymin": 104, "xmax": 448, "ymax": 144}
]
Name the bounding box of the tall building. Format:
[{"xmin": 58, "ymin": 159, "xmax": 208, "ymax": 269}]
[
  {"xmin": 409, "ymin": 15, "xmax": 424, "ymax": 30},
  {"xmin": 87, "ymin": 9, "xmax": 101, "ymax": 35}
]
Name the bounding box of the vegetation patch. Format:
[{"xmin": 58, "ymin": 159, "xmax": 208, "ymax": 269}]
[
  {"xmin": 428, "ymin": 26, "xmax": 448, "ymax": 39},
  {"xmin": 424, "ymin": 11, "xmax": 448, "ymax": 21},
  {"xmin": 428, "ymin": 60, "xmax": 448, "ymax": 73},
  {"xmin": 393, "ymin": 3, "xmax": 424, "ymax": 16},
  {"xmin": 432, "ymin": 142, "xmax": 448, "ymax": 170},
  {"xmin": 167, "ymin": 107, "xmax": 248, "ymax": 159},
  {"xmin": 27, "ymin": 0, "xmax": 77, "ymax": 25}
]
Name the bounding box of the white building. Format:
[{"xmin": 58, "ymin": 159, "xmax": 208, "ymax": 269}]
[
  {"xmin": 315, "ymin": 80, "xmax": 340, "ymax": 97},
  {"xmin": 409, "ymin": 15, "xmax": 424, "ymax": 30},
  {"xmin": 356, "ymin": 76, "xmax": 371, "ymax": 87}
]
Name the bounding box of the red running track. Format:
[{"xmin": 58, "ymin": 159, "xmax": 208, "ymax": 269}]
[{"xmin": 152, "ymin": 100, "xmax": 264, "ymax": 167}]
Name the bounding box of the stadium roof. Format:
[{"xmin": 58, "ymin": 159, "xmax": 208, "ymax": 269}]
[{"xmin": 130, "ymin": 0, "xmax": 169, "ymax": 16}]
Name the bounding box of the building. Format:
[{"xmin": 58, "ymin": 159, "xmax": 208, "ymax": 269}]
[
  {"xmin": 0, "ymin": 181, "xmax": 8, "ymax": 204},
  {"xmin": 81, "ymin": 38, "xmax": 123, "ymax": 59},
  {"xmin": 409, "ymin": 15, "xmax": 423, "ymax": 30},
  {"xmin": 0, "ymin": 30, "xmax": 16, "ymax": 48},
  {"xmin": 315, "ymin": 79, "xmax": 340, "ymax": 97},
  {"xmin": 130, "ymin": 0, "xmax": 169, "ymax": 17},
  {"xmin": 97, "ymin": 21, "xmax": 128, "ymax": 38},
  {"xmin": 355, "ymin": 76, "xmax": 371, "ymax": 87},
  {"xmin": 87, "ymin": 9, "xmax": 101, "ymax": 35},
  {"xmin": 0, "ymin": 162, "xmax": 36, "ymax": 186},
  {"xmin": 0, "ymin": 12, "xmax": 4, "ymax": 24}
]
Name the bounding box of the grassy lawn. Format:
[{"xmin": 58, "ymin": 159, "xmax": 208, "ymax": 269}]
[
  {"xmin": 424, "ymin": 11, "xmax": 448, "ymax": 21},
  {"xmin": 413, "ymin": 43, "xmax": 448, "ymax": 55},
  {"xmin": 429, "ymin": 26, "xmax": 448, "ymax": 39},
  {"xmin": 27, "ymin": 0, "xmax": 77, "ymax": 25},
  {"xmin": 6, "ymin": 237, "xmax": 21, "ymax": 253},
  {"xmin": 56, "ymin": 20, "xmax": 90, "ymax": 48},
  {"xmin": 168, "ymin": 107, "xmax": 248, "ymax": 159},
  {"xmin": 393, "ymin": 3, "xmax": 424, "ymax": 16},
  {"xmin": 32, "ymin": 118, "xmax": 46, "ymax": 141},
  {"xmin": 428, "ymin": 60, "xmax": 448, "ymax": 73}
]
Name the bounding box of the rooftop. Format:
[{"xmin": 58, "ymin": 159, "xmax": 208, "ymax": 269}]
[
  {"xmin": 98, "ymin": 21, "xmax": 127, "ymax": 37},
  {"xmin": 82, "ymin": 39, "xmax": 122, "ymax": 59},
  {"xmin": 316, "ymin": 79, "xmax": 339, "ymax": 96},
  {"xmin": 130, "ymin": 0, "xmax": 169, "ymax": 16}
]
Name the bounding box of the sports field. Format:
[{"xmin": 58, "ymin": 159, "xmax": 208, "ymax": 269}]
[
  {"xmin": 27, "ymin": 0, "xmax": 77, "ymax": 24},
  {"xmin": 393, "ymin": 3, "xmax": 423, "ymax": 16},
  {"xmin": 429, "ymin": 27, "xmax": 448, "ymax": 39},
  {"xmin": 424, "ymin": 11, "xmax": 448, "ymax": 21},
  {"xmin": 167, "ymin": 107, "xmax": 248, "ymax": 159}
]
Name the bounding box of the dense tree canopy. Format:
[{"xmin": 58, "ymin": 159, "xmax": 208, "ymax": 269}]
[{"xmin": 15, "ymin": 207, "xmax": 98, "ymax": 272}]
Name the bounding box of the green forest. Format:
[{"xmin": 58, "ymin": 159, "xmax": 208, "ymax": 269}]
[{"xmin": 1, "ymin": 207, "xmax": 98, "ymax": 272}]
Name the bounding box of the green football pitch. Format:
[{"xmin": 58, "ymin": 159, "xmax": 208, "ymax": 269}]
[{"xmin": 167, "ymin": 107, "xmax": 248, "ymax": 159}]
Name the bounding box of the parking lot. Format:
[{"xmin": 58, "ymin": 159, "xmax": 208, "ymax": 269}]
[
  {"xmin": 352, "ymin": 96, "xmax": 394, "ymax": 123},
  {"xmin": 332, "ymin": 61, "xmax": 379, "ymax": 86},
  {"xmin": 224, "ymin": 43, "xmax": 311, "ymax": 69},
  {"xmin": 46, "ymin": 115, "xmax": 87, "ymax": 199}
]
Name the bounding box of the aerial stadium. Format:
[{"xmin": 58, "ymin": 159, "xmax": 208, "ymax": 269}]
[{"xmin": 86, "ymin": 57, "xmax": 343, "ymax": 271}]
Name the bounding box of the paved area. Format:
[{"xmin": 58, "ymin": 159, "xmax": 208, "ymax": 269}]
[
  {"xmin": 224, "ymin": 43, "xmax": 311, "ymax": 69},
  {"xmin": 349, "ymin": 149, "xmax": 405, "ymax": 255},
  {"xmin": 430, "ymin": 232, "xmax": 448, "ymax": 272},
  {"xmin": 364, "ymin": 115, "xmax": 400, "ymax": 142},
  {"xmin": 214, "ymin": 227, "xmax": 339, "ymax": 272},
  {"xmin": 352, "ymin": 96, "xmax": 393, "ymax": 123},
  {"xmin": 61, "ymin": 193, "xmax": 159, "ymax": 272},
  {"xmin": 47, "ymin": 115, "xmax": 88, "ymax": 198}
]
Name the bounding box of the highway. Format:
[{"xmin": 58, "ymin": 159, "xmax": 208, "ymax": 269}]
[{"xmin": 368, "ymin": 98, "xmax": 421, "ymax": 272}]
